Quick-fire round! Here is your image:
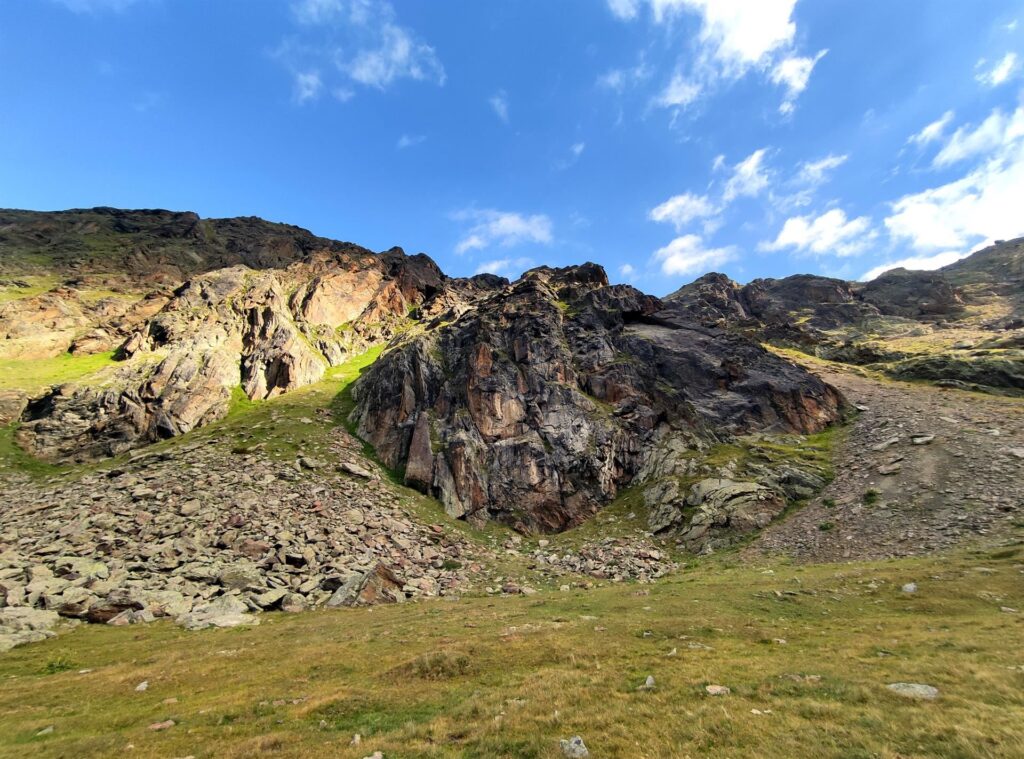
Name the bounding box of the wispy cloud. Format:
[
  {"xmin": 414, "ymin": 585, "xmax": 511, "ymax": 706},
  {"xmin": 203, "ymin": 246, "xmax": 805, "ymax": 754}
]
[
  {"xmin": 489, "ymin": 90, "xmax": 510, "ymax": 123},
  {"xmin": 975, "ymin": 52, "xmax": 1020, "ymax": 87},
  {"xmin": 293, "ymin": 71, "xmax": 322, "ymax": 103},
  {"xmin": 771, "ymin": 49, "xmax": 828, "ymax": 115},
  {"xmin": 279, "ymin": 0, "xmax": 444, "ymax": 104},
  {"xmin": 396, "ymin": 133, "xmax": 426, "ymax": 149},
  {"xmin": 452, "ymin": 209, "xmax": 553, "ymax": 254},
  {"xmin": 909, "ymin": 111, "xmax": 955, "ymax": 146},
  {"xmin": 723, "ymin": 148, "xmax": 770, "ymax": 202},
  {"xmin": 933, "ymin": 107, "xmax": 1024, "ymax": 167},
  {"xmin": 796, "ymin": 153, "xmax": 848, "ymax": 185}
]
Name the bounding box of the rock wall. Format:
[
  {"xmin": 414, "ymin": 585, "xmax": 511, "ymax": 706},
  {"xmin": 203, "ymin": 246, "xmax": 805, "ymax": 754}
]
[{"xmin": 351, "ymin": 264, "xmax": 845, "ymax": 532}]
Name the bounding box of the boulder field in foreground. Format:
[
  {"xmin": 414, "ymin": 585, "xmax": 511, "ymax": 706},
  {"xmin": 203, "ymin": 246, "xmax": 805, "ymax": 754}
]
[{"xmin": 350, "ymin": 264, "xmax": 845, "ymax": 532}]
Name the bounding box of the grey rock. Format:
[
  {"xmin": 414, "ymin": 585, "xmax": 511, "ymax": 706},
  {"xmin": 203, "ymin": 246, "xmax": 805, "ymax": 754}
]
[
  {"xmin": 560, "ymin": 736, "xmax": 589, "ymax": 758},
  {"xmin": 887, "ymin": 682, "xmax": 939, "ymax": 700}
]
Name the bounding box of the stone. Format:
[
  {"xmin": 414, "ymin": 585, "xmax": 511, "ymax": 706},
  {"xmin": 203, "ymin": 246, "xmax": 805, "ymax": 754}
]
[
  {"xmin": 339, "ymin": 461, "xmax": 375, "ymax": 479},
  {"xmin": 326, "ymin": 564, "xmax": 404, "ymax": 607},
  {"xmin": 254, "ymin": 589, "xmax": 287, "ymax": 609},
  {"xmin": 176, "ymin": 594, "xmax": 258, "ymax": 631},
  {"xmin": 0, "ymin": 607, "xmax": 62, "ymax": 652},
  {"xmin": 902, "ymin": 582, "xmax": 917, "ymax": 594},
  {"xmin": 705, "ymin": 684, "xmax": 731, "ymax": 696},
  {"xmin": 887, "ymin": 682, "xmax": 939, "ymax": 700},
  {"xmin": 560, "ymin": 736, "xmax": 589, "ymax": 758},
  {"xmin": 217, "ymin": 563, "xmax": 263, "ymax": 591},
  {"xmin": 637, "ymin": 675, "xmax": 656, "ymax": 691},
  {"xmin": 135, "ymin": 681, "xmax": 149, "ymax": 692},
  {"xmin": 148, "ymin": 720, "xmax": 175, "ymax": 731},
  {"xmin": 910, "ymin": 435, "xmax": 935, "ymax": 445}
]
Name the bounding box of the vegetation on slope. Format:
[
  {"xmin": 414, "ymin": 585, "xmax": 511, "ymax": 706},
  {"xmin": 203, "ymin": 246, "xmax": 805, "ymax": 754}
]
[{"xmin": 1, "ymin": 542, "xmax": 1021, "ymax": 758}]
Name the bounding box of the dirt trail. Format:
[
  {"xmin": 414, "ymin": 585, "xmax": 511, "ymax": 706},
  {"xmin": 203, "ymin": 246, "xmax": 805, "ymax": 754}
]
[{"xmin": 747, "ymin": 364, "xmax": 1024, "ymax": 561}]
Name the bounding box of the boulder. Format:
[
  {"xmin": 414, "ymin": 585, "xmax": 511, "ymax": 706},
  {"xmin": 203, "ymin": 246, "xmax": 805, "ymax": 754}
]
[
  {"xmin": 326, "ymin": 563, "xmax": 404, "ymax": 607},
  {"xmin": 176, "ymin": 594, "xmax": 258, "ymax": 630}
]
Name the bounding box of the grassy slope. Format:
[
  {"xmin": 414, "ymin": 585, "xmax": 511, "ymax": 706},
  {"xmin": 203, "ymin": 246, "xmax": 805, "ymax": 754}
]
[
  {"xmin": 0, "ymin": 351, "xmax": 117, "ymax": 393},
  {"xmin": 2, "ymin": 347, "xmax": 1022, "ymax": 757},
  {"xmin": 0, "ymin": 543, "xmax": 1021, "ymax": 758}
]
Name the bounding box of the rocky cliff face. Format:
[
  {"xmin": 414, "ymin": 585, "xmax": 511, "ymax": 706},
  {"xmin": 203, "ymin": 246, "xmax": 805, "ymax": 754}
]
[
  {"xmin": 10, "ymin": 219, "xmax": 503, "ymax": 461},
  {"xmin": 350, "ymin": 264, "xmax": 844, "ymax": 532}
]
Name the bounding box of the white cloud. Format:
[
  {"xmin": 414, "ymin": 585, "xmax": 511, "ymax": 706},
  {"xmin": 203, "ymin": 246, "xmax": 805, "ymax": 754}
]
[
  {"xmin": 656, "ymin": 73, "xmax": 702, "ymax": 107},
  {"xmin": 474, "ymin": 257, "xmax": 535, "ymax": 276},
  {"xmin": 796, "ymin": 153, "xmax": 848, "ymax": 185},
  {"xmin": 933, "ymin": 107, "xmax": 1024, "ymax": 167},
  {"xmin": 760, "ymin": 208, "xmax": 874, "ymax": 257},
  {"xmin": 619, "ymin": 263, "xmax": 636, "ymax": 276},
  {"xmin": 860, "ymin": 250, "xmax": 970, "ymax": 281},
  {"xmin": 346, "ymin": 24, "xmax": 445, "ymax": 88},
  {"xmin": 652, "ymin": 0, "xmax": 797, "ymax": 72},
  {"xmin": 598, "ymin": 59, "xmax": 652, "ymax": 92},
  {"xmin": 975, "ymin": 52, "xmax": 1020, "ymax": 87},
  {"xmin": 453, "ymin": 209, "xmax": 553, "ymax": 254},
  {"xmin": 886, "ymin": 134, "xmax": 1024, "ymax": 251},
  {"xmin": 653, "ymin": 234, "xmax": 736, "ymax": 276},
  {"xmin": 723, "ymin": 148, "xmax": 770, "ymax": 201},
  {"xmin": 611, "ymin": 0, "xmax": 822, "ymax": 113},
  {"xmin": 489, "ymin": 90, "xmax": 510, "ymax": 123},
  {"xmin": 648, "ymin": 192, "xmax": 718, "ymax": 231},
  {"xmin": 607, "ymin": 0, "xmax": 641, "ymax": 20},
  {"xmin": 909, "ymin": 110, "xmax": 955, "ymax": 146},
  {"xmin": 571, "ymin": 142, "xmax": 586, "ymax": 157},
  {"xmin": 279, "ymin": 1, "xmax": 444, "ymax": 102},
  {"xmin": 292, "ymin": 0, "xmax": 346, "ymax": 24},
  {"xmin": 396, "ymin": 133, "xmax": 425, "ymax": 149},
  {"xmin": 294, "ymin": 71, "xmax": 322, "ymax": 103},
  {"xmin": 771, "ymin": 49, "xmax": 827, "ymax": 114}
]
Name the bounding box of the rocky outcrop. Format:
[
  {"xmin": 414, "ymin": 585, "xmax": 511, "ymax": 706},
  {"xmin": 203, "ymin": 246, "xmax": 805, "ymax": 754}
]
[
  {"xmin": 15, "ymin": 249, "xmax": 500, "ymax": 462},
  {"xmin": 351, "ymin": 264, "xmax": 844, "ymax": 533},
  {"xmin": 859, "ymin": 268, "xmax": 963, "ymax": 318}
]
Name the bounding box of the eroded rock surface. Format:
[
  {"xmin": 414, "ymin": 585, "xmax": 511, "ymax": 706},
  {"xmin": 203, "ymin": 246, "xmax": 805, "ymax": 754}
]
[
  {"xmin": 15, "ymin": 250, "xmax": 501, "ymax": 462},
  {"xmin": 351, "ymin": 264, "xmax": 844, "ymax": 532}
]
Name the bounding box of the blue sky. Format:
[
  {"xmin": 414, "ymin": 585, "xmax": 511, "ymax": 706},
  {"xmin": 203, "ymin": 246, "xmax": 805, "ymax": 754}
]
[{"xmin": 1, "ymin": 1, "xmax": 1022, "ymax": 294}]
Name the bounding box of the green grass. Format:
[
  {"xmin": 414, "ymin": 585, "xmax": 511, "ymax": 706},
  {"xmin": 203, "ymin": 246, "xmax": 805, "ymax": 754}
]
[
  {"xmin": 1, "ymin": 542, "xmax": 1021, "ymax": 758},
  {"xmin": 0, "ymin": 351, "xmax": 117, "ymax": 393},
  {"xmin": 0, "ymin": 424, "xmax": 68, "ymax": 476},
  {"xmin": 0, "ymin": 276, "xmax": 59, "ymax": 304}
]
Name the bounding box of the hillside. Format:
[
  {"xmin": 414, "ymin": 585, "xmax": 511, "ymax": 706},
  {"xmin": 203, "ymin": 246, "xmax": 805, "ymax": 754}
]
[
  {"xmin": 0, "ymin": 209, "xmax": 1021, "ymax": 758},
  {"xmin": 667, "ymin": 238, "xmax": 1024, "ymax": 396}
]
